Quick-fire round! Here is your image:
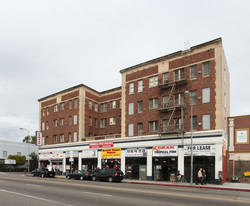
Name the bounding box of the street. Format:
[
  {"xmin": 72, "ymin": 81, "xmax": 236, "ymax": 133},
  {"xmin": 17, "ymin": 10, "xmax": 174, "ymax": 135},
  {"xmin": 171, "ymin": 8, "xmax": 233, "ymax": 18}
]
[{"xmin": 0, "ymin": 173, "xmax": 250, "ymax": 206}]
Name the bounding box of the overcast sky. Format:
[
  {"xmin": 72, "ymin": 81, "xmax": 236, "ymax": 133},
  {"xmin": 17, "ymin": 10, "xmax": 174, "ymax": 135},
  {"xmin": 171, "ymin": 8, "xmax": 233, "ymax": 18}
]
[{"xmin": 1, "ymin": 0, "xmax": 250, "ymax": 142}]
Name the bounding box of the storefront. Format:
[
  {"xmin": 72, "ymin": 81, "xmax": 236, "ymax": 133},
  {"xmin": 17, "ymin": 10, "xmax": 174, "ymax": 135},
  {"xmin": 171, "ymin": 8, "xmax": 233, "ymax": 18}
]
[
  {"xmin": 39, "ymin": 152, "xmax": 51, "ymax": 169},
  {"xmin": 51, "ymin": 152, "xmax": 63, "ymax": 175},
  {"xmin": 101, "ymin": 148, "xmax": 121, "ymax": 169},
  {"xmin": 184, "ymin": 145, "xmax": 216, "ymax": 183},
  {"xmin": 66, "ymin": 151, "xmax": 78, "ymax": 174},
  {"xmin": 152, "ymin": 146, "xmax": 178, "ymax": 181},
  {"xmin": 82, "ymin": 150, "xmax": 98, "ymax": 173},
  {"xmin": 125, "ymin": 148, "xmax": 147, "ymax": 180}
]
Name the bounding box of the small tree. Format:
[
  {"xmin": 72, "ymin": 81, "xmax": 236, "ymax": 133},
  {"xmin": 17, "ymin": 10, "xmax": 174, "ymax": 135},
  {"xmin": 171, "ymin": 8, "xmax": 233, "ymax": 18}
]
[
  {"xmin": 29, "ymin": 152, "xmax": 38, "ymax": 161},
  {"xmin": 8, "ymin": 155, "xmax": 26, "ymax": 165},
  {"xmin": 23, "ymin": 136, "xmax": 36, "ymax": 144}
]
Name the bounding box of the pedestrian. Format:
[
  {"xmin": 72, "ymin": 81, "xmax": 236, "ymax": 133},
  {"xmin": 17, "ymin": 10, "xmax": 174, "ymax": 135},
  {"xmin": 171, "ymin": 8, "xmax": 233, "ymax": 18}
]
[
  {"xmin": 175, "ymin": 170, "xmax": 181, "ymax": 182},
  {"xmin": 196, "ymin": 168, "xmax": 203, "ymax": 185},
  {"xmin": 202, "ymin": 169, "xmax": 207, "ymax": 185}
]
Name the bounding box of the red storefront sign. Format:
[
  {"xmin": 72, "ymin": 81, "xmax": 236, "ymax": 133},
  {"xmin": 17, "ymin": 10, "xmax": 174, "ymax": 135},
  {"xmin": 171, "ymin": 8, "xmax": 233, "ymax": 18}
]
[{"xmin": 89, "ymin": 141, "xmax": 113, "ymax": 148}]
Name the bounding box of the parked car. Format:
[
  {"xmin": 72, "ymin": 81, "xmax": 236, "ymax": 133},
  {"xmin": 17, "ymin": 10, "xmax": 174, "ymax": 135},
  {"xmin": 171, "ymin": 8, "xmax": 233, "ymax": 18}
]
[
  {"xmin": 91, "ymin": 168, "xmax": 124, "ymax": 182},
  {"xmin": 31, "ymin": 168, "xmax": 55, "ymax": 178},
  {"xmin": 66, "ymin": 170, "xmax": 91, "ymax": 180}
]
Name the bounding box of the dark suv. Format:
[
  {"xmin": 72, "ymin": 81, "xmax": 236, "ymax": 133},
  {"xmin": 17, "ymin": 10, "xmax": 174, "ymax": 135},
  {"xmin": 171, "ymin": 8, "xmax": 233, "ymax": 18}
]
[
  {"xmin": 31, "ymin": 168, "xmax": 55, "ymax": 178},
  {"xmin": 91, "ymin": 168, "xmax": 124, "ymax": 182}
]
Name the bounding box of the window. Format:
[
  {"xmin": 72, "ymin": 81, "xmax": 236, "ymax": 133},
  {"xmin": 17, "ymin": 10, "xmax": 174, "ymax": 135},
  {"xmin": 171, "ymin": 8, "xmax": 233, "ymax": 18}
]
[
  {"xmin": 42, "ymin": 122, "xmax": 45, "ymax": 131},
  {"xmin": 54, "ymin": 104, "xmax": 58, "ymax": 112},
  {"xmin": 163, "ymin": 119, "xmax": 169, "ymax": 131},
  {"xmin": 190, "ymin": 65, "xmax": 197, "ymax": 80},
  {"xmin": 69, "ymin": 100, "xmax": 72, "ymax": 109},
  {"xmin": 94, "ymin": 118, "xmax": 98, "ymax": 128},
  {"xmin": 73, "ymin": 132, "xmax": 77, "ymax": 142},
  {"xmin": 138, "ymin": 123, "xmax": 143, "ymax": 135},
  {"xmin": 202, "ymin": 114, "xmax": 210, "ymax": 130},
  {"xmin": 100, "ymin": 103, "xmax": 107, "ymax": 112},
  {"xmin": 73, "ymin": 115, "xmax": 77, "ymax": 125},
  {"xmin": 3, "ymin": 151, "xmax": 7, "ymax": 158},
  {"xmin": 60, "ymin": 118, "xmax": 64, "ymax": 126},
  {"xmin": 149, "ymin": 121, "xmax": 158, "ymax": 132},
  {"xmin": 69, "ymin": 116, "xmax": 72, "ymax": 126},
  {"xmin": 89, "ymin": 116, "xmax": 92, "ymax": 126},
  {"xmin": 53, "ymin": 119, "xmax": 58, "ymax": 127},
  {"xmin": 192, "ymin": 116, "xmax": 197, "ymax": 130},
  {"xmin": 46, "ymin": 107, "xmax": 49, "ymax": 115},
  {"xmin": 174, "ymin": 93, "xmax": 184, "ymax": 105},
  {"xmin": 129, "ymin": 103, "xmax": 134, "ymax": 115},
  {"xmin": 17, "ymin": 152, "xmax": 21, "ymax": 156},
  {"xmin": 203, "ymin": 62, "xmax": 210, "ymax": 76},
  {"xmin": 163, "ymin": 73, "xmax": 169, "ymax": 84},
  {"xmin": 202, "ymin": 88, "xmax": 210, "ymax": 103},
  {"xmin": 110, "ymin": 101, "xmax": 116, "ymax": 109},
  {"xmin": 100, "ymin": 118, "xmax": 107, "ymax": 128},
  {"xmin": 60, "ymin": 102, "xmax": 65, "ymax": 110},
  {"xmin": 174, "ymin": 68, "xmax": 185, "ymax": 81},
  {"xmin": 137, "ymin": 101, "xmax": 143, "ymax": 113},
  {"xmin": 163, "ymin": 96, "xmax": 169, "ymax": 108},
  {"xmin": 190, "ymin": 90, "xmax": 197, "ymax": 104},
  {"xmin": 94, "ymin": 103, "xmax": 98, "ymax": 112},
  {"xmin": 53, "ymin": 135, "xmax": 57, "ymax": 143},
  {"xmin": 74, "ymin": 98, "xmax": 78, "ymax": 108},
  {"xmin": 128, "ymin": 124, "xmax": 134, "ymax": 136},
  {"xmin": 149, "ymin": 76, "xmax": 158, "ymax": 88},
  {"xmin": 109, "ymin": 117, "xmax": 116, "ymax": 125},
  {"xmin": 149, "ymin": 98, "xmax": 158, "ymax": 109},
  {"xmin": 89, "ymin": 101, "xmax": 93, "ymax": 110},
  {"xmin": 138, "ymin": 80, "xmax": 143, "ymax": 92},
  {"xmin": 129, "ymin": 82, "xmax": 134, "ymax": 94},
  {"xmin": 68, "ymin": 133, "xmax": 72, "ymax": 142},
  {"xmin": 60, "ymin": 134, "xmax": 64, "ymax": 142},
  {"xmin": 46, "ymin": 122, "xmax": 49, "ymax": 130},
  {"xmin": 42, "ymin": 109, "xmax": 45, "ymax": 117},
  {"xmin": 174, "ymin": 118, "xmax": 182, "ymax": 130}
]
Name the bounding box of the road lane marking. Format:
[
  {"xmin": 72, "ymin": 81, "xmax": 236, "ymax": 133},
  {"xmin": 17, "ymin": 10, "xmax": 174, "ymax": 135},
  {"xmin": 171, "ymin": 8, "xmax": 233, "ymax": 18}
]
[
  {"xmin": 0, "ymin": 189, "xmax": 73, "ymax": 206},
  {"xmin": 25, "ymin": 184, "xmax": 41, "ymax": 187},
  {"xmin": 2, "ymin": 176, "xmax": 250, "ymax": 204},
  {"xmin": 82, "ymin": 191, "xmax": 112, "ymax": 197}
]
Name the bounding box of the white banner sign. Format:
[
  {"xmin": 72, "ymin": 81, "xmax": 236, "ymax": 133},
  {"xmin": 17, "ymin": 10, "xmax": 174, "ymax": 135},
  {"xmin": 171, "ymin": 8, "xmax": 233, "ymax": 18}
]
[
  {"xmin": 36, "ymin": 131, "xmax": 42, "ymax": 146},
  {"xmin": 152, "ymin": 146, "xmax": 178, "ymax": 156},
  {"xmin": 82, "ymin": 150, "xmax": 98, "ymax": 158},
  {"xmin": 5, "ymin": 159, "xmax": 16, "ymax": 164},
  {"xmin": 51, "ymin": 152, "xmax": 63, "ymax": 159},
  {"xmin": 39, "ymin": 152, "xmax": 51, "ymax": 160},
  {"xmin": 126, "ymin": 148, "xmax": 146, "ymax": 157},
  {"xmin": 66, "ymin": 151, "xmax": 78, "ymax": 158},
  {"xmin": 184, "ymin": 145, "xmax": 216, "ymax": 156}
]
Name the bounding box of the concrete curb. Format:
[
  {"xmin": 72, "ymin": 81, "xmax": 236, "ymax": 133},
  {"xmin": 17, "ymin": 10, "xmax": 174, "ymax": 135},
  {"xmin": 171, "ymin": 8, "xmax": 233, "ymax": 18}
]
[{"xmin": 128, "ymin": 181, "xmax": 250, "ymax": 192}]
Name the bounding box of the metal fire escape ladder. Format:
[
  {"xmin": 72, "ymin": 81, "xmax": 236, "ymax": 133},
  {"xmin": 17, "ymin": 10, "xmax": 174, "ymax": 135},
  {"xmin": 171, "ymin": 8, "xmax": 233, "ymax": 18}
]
[{"xmin": 167, "ymin": 83, "xmax": 176, "ymax": 127}]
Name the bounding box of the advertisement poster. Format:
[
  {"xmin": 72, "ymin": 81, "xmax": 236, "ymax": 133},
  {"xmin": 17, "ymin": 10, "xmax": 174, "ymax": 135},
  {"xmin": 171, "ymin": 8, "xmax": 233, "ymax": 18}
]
[
  {"xmin": 184, "ymin": 145, "xmax": 216, "ymax": 156},
  {"xmin": 102, "ymin": 148, "xmax": 121, "ymax": 158},
  {"xmin": 152, "ymin": 146, "xmax": 178, "ymax": 156},
  {"xmin": 89, "ymin": 141, "xmax": 113, "ymax": 149}
]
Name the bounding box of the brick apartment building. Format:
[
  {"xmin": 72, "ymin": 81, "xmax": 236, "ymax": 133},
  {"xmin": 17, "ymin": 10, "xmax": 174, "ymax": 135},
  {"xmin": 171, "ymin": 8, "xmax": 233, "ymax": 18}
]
[{"xmin": 38, "ymin": 37, "xmax": 230, "ymax": 183}]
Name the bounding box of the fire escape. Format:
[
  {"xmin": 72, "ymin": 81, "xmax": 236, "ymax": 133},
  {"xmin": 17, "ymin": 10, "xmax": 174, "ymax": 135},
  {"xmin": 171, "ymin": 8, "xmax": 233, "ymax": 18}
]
[{"xmin": 158, "ymin": 69, "xmax": 188, "ymax": 134}]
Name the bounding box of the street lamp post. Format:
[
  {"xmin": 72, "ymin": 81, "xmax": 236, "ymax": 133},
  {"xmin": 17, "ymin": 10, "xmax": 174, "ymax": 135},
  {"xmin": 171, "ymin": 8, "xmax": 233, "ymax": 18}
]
[
  {"xmin": 20, "ymin": 128, "xmax": 30, "ymax": 174},
  {"xmin": 185, "ymin": 91, "xmax": 193, "ymax": 184}
]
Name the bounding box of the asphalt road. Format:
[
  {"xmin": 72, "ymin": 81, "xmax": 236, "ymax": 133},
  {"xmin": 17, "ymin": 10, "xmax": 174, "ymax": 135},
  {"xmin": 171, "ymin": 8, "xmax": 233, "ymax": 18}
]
[{"xmin": 0, "ymin": 173, "xmax": 250, "ymax": 206}]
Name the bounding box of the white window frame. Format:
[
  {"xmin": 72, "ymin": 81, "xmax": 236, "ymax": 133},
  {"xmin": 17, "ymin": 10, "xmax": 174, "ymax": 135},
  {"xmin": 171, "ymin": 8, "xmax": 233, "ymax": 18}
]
[
  {"xmin": 73, "ymin": 115, "xmax": 77, "ymax": 125},
  {"xmin": 129, "ymin": 82, "xmax": 134, "ymax": 94},
  {"xmin": 69, "ymin": 100, "xmax": 72, "ymax": 109},
  {"xmin": 53, "ymin": 135, "xmax": 57, "ymax": 143},
  {"xmin": 149, "ymin": 76, "xmax": 158, "ymax": 88},
  {"xmin": 60, "ymin": 134, "xmax": 64, "ymax": 143},
  {"xmin": 101, "ymin": 103, "xmax": 107, "ymax": 112},
  {"xmin": 203, "ymin": 61, "xmax": 210, "ymax": 77},
  {"xmin": 46, "ymin": 122, "xmax": 49, "ymax": 130},
  {"xmin": 73, "ymin": 132, "xmax": 77, "ymax": 142},
  {"xmin": 110, "ymin": 101, "xmax": 116, "ymax": 109},
  {"xmin": 138, "ymin": 101, "xmax": 143, "ymax": 113},
  {"xmin": 109, "ymin": 117, "xmax": 116, "ymax": 125},
  {"xmin": 174, "ymin": 68, "xmax": 185, "ymax": 81},
  {"xmin": 128, "ymin": 124, "xmax": 134, "ymax": 136},
  {"xmin": 54, "ymin": 104, "xmax": 58, "ymax": 112},
  {"xmin": 53, "ymin": 119, "xmax": 58, "ymax": 127},
  {"xmin": 42, "ymin": 122, "xmax": 45, "ymax": 131},
  {"xmin": 149, "ymin": 98, "xmax": 158, "ymax": 109},
  {"xmin": 60, "ymin": 118, "xmax": 64, "ymax": 126},
  {"xmin": 94, "ymin": 103, "xmax": 98, "ymax": 112},
  {"xmin": 100, "ymin": 118, "xmax": 107, "ymax": 128},
  {"xmin": 163, "ymin": 73, "xmax": 169, "ymax": 84},
  {"xmin": 149, "ymin": 121, "xmax": 158, "ymax": 132},
  {"xmin": 190, "ymin": 90, "xmax": 197, "ymax": 104},
  {"xmin": 138, "ymin": 80, "xmax": 143, "ymax": 93},
  {"xmin": 60, "ymin": 102, "xmax": 65, "ymax": 110},
  {"xmin": 74, "ymin": 98, "xmax": 78, "ymax": 108},
  {"xmin": 202, "ymin": 114, "xmax": 211, "ymax": 130},
  {"xmin": 138, "ymin": 123, "xmax": 143, "ymax": 135},
  {"xmin": 89, "ymin": 101, "xmax": 93, "ymax": 110},
  {"xmin": 190, "ymin": 65, "xmax": 197, "ymax": 80},
  {"xmin": 129, "ymin": 102, "xmax": 134, "ymax": 115},
  {"xmin": 202, "ymin": 87, "xmax": 210, "ymax": 103}
]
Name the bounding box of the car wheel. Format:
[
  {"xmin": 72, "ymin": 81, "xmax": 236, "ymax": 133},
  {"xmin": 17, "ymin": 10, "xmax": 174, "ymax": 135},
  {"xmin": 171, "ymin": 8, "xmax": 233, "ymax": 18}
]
[
  {"xmin": 108, "ymin": 177, "xmax": 113, "ymax": 182},
  {"xmin": 92, "ymin": 176, "xmax": 96, "ymax": 181},
  {"xmin": 80, "ymin": 176, "xmax": 84, "ymax": 180},
  {"xmin": 41, "ymin": 174, "xmax": 44, "ymax": 178},
  {"xmin": 66, "ymin": 175, "xmax": 71, "ymax": 179}
]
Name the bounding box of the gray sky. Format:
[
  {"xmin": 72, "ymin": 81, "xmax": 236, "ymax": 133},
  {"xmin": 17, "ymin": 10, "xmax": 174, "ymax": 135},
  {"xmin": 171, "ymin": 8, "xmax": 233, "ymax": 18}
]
[{"xmin": 1, "ymin": 0, "xmax": 250, "ymax": 142}]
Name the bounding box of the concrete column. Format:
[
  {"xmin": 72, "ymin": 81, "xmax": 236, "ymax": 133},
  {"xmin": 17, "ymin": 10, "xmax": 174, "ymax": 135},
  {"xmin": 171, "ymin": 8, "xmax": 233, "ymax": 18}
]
[
  {"xmin": 78, "ymin": 152, "xmax": 82, "ymax": 170},
  {"xmin": 62, "ymin": 153, "xmax": 66, "ymax": 176},
  {"xmin": 215, "ymin": 143, "xmax": 223, "ymax": 179},
  {"xmin": 146, "ymin": 148, "xmax": 152, "ymax": 180},
  {"xmin": 121, "ymin": 150, "xmax": 126, "ymax": 174},
  {"xmin": 38, "ymin": 160, "xmax": 41, "ymax": 168},
  {"xmin": 97, "ymin": 150, "xmax": 102, "ymax": 169},
  {"xmin": 178, "ymin": 147, "xmax": 184, "ymax": 175},
  {"xmin": 229, "ymin": 118, "xmax": 235, "ymax": 151}
]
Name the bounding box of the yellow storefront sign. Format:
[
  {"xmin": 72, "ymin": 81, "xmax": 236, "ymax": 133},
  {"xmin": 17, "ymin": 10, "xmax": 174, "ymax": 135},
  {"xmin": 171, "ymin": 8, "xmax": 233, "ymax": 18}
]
[{"xmin": 102, "ymin": 148, "xmax": 121, "ymax": 158}]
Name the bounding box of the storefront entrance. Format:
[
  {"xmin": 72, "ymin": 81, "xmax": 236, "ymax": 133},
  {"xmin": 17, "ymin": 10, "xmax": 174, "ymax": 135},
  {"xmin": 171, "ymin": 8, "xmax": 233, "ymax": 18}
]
[
  {"xmin": 101, "ymin": 159, "xmax": 120, "ymax": 169},
  {"xmin": 184, "ymin": 156, "xmax": 215, "ymax": 183},
  {"xmin": 82, "ymin": 158, "xmax": 97, "ymax": 173},
  {"xmin": 153, "ymin": 157, "xmax": 177, "ymax": 181},
  {"xmin": 125, "ymin": 157, "xmax": 146, "ymax": 180}
]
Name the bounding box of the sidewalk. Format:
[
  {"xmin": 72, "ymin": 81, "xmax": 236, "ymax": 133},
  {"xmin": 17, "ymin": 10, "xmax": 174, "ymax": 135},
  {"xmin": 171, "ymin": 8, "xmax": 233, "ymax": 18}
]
[{"xmin": 54, "ymin": 175, "xmax": 250, "ymax": 192}]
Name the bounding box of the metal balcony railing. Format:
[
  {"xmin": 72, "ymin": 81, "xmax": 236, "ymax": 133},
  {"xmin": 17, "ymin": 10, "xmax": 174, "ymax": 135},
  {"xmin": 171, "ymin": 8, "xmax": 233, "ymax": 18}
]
[
  {"xmin": 82, "ymin": 134, "xmax": 121, "ymax": 141},
  {"xmin": 158, "ymin": 124, "xmax": 185, "ymax": 134}
]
